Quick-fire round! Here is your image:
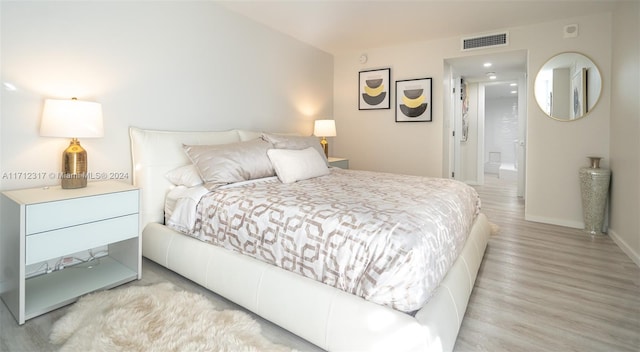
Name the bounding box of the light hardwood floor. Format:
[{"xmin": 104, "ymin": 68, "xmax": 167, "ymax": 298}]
[
  {"xmin": 456, "ymin": 175, "xmax": 640, "ymax": 352},
  {"xmin": 1, "ymin": 175, "xmax": 638, "ymax": 351}
]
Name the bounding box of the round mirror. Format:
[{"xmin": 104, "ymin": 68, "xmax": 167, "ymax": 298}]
[{"xmin": 534, "ymin": 52, "xmax": 602, "ymax": 121}]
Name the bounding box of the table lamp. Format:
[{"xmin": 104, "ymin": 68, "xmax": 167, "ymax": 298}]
[
  {"xmin": 40, "ymin": 98, "xmax": 104, "ymax": 189},
  {"xmin": 313, "ymin": 119, "xmax": 336, "ymax": 158}
]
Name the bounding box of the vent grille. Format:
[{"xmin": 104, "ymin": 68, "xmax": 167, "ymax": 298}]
[{"xmin": 462, "ymin": 32, "xmax": 509, "ymax": 51}]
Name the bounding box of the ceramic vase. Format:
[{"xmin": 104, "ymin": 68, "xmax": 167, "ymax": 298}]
[{"xmin": 579, "ymin": 157, "xmax": 611, "ymax": 235}]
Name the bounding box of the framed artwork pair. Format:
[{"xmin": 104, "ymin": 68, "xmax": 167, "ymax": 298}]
[{"xmin": 358, "ymin": 68, "xmax": 432, "ymax": 122}]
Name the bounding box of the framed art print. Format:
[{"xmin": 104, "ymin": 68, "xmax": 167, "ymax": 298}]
[
  {"xmin": 359, "ymin": 68, "xmax": 390, "ymax": 110},
  {"xmin": 461, "ymin": 79, "xmax": 469, "ymax": 141},
  {"xmin": 395, "ymin": 77, "xmax": 432, "ymax": 122},
  {"xmin": 571, "ymin": 67, "xmax": 587, "ymax": 119}
]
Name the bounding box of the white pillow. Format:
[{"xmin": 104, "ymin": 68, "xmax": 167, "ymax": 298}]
[
  {"xmin": 165, "ymin": 164, "xmax": 203, "ymax": 187},
  {"xmin": 262, "ymin": 133, "xmax": 329, "ymax": 166},
  {"xmin": 267, "ymin": 147, "xmax": 329, "ymax": 184}
]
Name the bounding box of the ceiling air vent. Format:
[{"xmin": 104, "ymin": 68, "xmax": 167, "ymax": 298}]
[{"xmin": 461, "ymin": 32, "xmax": 509, "ymax": 51}]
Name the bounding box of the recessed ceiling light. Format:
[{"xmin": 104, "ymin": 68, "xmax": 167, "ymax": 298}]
[
  {"xmin": 510, "ymin": 83, "xmax": 517, "ymax": 86},
  {"xmin": 483, "ymin": 62, "xmax": 492, "ymax": 67},
  {"xmin": 486, "ymin": 72, "xmax": 497, "ymax": 80},
  {"xmin": 511, "ymin": 90, "xmax": 517, "ymax": 94}
]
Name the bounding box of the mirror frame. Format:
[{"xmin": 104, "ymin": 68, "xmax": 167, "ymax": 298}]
[{"xmin": 534, "ymin": 51, "xmax": 602, "ymax": 122}]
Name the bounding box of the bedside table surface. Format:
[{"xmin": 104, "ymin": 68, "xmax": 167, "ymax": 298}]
[
  {"xmin": 2, "ymin": 180, "xmax": 136, "ymax": 205},
  {"xmin": 327, "ymin": 157, "xmax": 349, "ymax": 170}
]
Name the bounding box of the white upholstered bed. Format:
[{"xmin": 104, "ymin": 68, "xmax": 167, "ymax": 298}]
[{"xmin": 129, "ymin": 127, "xmax": 490, "ymax": 352}]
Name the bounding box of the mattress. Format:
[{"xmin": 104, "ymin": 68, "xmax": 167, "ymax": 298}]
[{"xmin": 167, "ymin": 168, "xmax": 480, "ymax": 312}]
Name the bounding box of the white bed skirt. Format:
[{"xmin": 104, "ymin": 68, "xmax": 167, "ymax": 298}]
[{"xmin": 141, "ymin": 213, "xmax": 490, "ymax": 352}]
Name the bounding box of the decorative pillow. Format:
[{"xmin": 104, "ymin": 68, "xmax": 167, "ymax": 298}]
[
  {"xmin": 262, "ymin": 133, "xmax": 328, "ymax": 165},
  {"xmin": 164, "ymin": 164, "xmax": 203, "ymax": 187},
  {"xmin": 183, "ymin": 138, "xmax": 275, "ymax": 190},
  {"xmin": 267, "ymin": 147, "xmax": 329, "ymax": 184}
]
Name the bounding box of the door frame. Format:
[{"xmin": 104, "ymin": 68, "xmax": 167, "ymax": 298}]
[{"xmin": 443, "ymin": 52, "xmax": 527, "ymax": 199}]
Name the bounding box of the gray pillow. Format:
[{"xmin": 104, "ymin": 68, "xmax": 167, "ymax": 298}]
[{"xmin": 183, "ymin": 138, "xmax": 275, "ymax": 190}]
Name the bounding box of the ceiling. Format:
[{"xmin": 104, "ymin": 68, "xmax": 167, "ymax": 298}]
[
  {"xmin": 446, "ymin": 50, "xmax": 528, "ymax": 99},
  {"xmin": 218, "ymin": 1, "xmax": 619, "ymax": 55},
  {"xmin": 217, "ymin": 1, "xmax": 619, "ymax": 99}
]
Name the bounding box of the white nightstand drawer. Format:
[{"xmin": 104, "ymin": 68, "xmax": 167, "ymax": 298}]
[
  {"xmin": 26, "ymin": 214, "xmax": 138, "ymax": 265},
  {"xmin": 25, "ymin": 190, "xmax": 138, "ymax": 235}
]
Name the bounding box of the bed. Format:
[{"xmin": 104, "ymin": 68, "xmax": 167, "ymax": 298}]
[{"xmin": 129, "ymin": 127, "xmax": 490, "ymax": 352}]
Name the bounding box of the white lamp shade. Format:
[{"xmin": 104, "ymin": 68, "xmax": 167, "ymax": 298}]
[
  {"xmin": 313, "ymin": 119, "xmax": 336, "ymax": 137},
  {"xmin": 40, "ymin": 99, "xmax": 104, "ymax": 138}
]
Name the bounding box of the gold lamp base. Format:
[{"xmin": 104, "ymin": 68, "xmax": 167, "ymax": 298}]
[
  {"xmin": 61, "ymin": 138, "xmax": 88, "ymax": 189},
  {"xmin": 320, "ymin": 137, "xmax": 329, "ymax": 158}
]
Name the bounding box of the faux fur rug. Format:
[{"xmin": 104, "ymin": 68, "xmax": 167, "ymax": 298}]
[{"xmin": 50, "ymin": 282, "xmax": 291, "ymax": 352}]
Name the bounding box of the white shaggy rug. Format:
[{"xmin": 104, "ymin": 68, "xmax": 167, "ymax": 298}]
[{"xmin": 50, "ymin": 282, "xmax": 292, "ymax": 352}]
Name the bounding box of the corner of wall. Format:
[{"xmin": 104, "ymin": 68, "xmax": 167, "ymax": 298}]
[{"xmin": 608, "ymin": 229, "xmax": 640, "ymax": 268}]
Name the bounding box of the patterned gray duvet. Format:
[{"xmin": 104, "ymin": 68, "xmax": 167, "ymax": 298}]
[{"xmin": 178, "ymin": 168, "xmax": 480, "ymax": 313}]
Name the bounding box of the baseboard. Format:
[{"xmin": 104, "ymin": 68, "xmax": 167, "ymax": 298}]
[
  {"xmin": 608, "ymin": 229, "xmax": 640, "ymax": 268},
  {"xmin": 524, "ymin": 214, "xmax": 583, "ymax": 229}
]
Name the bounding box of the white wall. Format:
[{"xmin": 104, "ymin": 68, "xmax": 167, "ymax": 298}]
[
  {"xmin": 522, "ymin": 15, "xmax": 612, "ymax": 229},
  {"xmin": 0, "ymin": 2, "xmax": 333, "ymax": 287},
  {"xmin": 0, "ymin": 1, "xmax": 333, "ymax": 191},
  {"xmin": 609, "ymin": 1, "xmax": 640, "ymax": 266},
  {"xmin": 333, "ymin": 48, "xmax": 447, "ymax": 176},
  {"xmin": 333, "ymin": 12, "xmax": 612, "ymax": 229}
]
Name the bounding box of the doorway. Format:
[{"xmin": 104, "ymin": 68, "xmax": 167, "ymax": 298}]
[{"xmin": 444, "ymin": 50, "xmax": 527, "ymax": 198}]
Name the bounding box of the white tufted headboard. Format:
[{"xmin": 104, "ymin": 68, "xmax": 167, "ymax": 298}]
[{"xmin": 129, "ymin": 127, "xmax": 263, "ymax": 229}]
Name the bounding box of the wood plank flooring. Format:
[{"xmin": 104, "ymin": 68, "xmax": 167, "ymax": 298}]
[
  {"xmin": 1, "ymin": 175, "xmax": 638, "ymax": 351},
  {"xmin": 455, "ymin": 175, "xmax": 640, "ymax": 352}
]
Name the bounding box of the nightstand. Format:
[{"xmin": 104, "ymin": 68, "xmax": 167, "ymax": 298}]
[
  {"xmin": 0, "ymin": 181, "xmax": 141, "ymax": 324},
  {"xmin": 328, "ymin": 157, "xmax": 349, "ymax": 169}
]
